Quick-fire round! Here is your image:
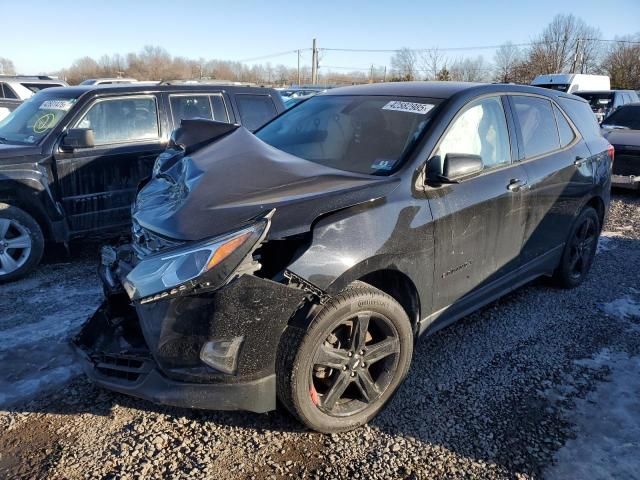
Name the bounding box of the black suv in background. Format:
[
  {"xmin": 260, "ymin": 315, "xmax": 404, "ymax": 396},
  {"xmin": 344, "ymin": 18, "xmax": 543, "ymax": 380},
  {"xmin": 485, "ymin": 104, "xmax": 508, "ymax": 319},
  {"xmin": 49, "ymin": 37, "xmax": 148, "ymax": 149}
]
[
  {"xmin": 75, "ymin": 82, "xmax": 612, "ymax": 432},
  {"xmin": 574, "ymin": 89, "xmax": 640, "ymax": 123},
  {"xmin": 0, "ymin": 84, "xmax": 285, "ymax": 281}
]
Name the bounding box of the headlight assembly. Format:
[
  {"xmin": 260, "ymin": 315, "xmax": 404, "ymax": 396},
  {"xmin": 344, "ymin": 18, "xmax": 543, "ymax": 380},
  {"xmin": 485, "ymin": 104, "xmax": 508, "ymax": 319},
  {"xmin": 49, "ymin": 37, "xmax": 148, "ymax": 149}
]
[{"xmin": 123, "ymin": 216, "xmax": 270, "ymax": 304}]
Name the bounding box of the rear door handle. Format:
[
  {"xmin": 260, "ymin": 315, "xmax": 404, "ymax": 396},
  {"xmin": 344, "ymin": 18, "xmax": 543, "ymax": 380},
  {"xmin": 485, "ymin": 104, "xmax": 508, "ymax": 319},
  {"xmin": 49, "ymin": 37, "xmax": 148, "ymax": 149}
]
[{"xmin": 507, "ymin": 178, "xmax": 528, "ymax": 192}]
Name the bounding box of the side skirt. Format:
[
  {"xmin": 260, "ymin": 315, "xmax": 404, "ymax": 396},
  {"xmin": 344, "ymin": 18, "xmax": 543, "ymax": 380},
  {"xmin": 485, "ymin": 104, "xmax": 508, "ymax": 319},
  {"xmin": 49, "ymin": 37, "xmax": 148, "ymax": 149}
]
[{"xmin": 418, "ymin": 245, "xmax": 563, "ymax": 337}]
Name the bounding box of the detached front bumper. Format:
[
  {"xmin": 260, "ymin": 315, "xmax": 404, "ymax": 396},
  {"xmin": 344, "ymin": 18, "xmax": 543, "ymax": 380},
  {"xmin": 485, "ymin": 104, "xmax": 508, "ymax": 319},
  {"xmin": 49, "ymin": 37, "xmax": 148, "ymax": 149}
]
[{"xmin": 73, "ymin": 254, "xmax": 306, "ymax": 413}]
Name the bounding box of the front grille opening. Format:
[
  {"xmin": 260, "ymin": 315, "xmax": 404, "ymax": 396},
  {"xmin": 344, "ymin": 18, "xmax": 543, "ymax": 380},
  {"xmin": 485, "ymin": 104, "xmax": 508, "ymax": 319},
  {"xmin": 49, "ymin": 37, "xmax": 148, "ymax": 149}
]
[{"xmin": 92, "ymin": 352, "xmax": 150, "ymax": 382}]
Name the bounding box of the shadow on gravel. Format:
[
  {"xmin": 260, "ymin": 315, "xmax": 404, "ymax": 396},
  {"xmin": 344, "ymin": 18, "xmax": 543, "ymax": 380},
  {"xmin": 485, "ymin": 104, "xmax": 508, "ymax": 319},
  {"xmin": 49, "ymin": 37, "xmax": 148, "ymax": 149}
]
[{"xmin": 3, "ymin": 233, "xmax": 639, "ymax": 478}]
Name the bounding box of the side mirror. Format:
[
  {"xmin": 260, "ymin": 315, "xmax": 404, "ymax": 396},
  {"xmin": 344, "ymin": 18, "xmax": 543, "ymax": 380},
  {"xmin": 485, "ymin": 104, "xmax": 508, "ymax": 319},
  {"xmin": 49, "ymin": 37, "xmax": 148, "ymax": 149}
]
[
  {"xmin": 61, "ymin": 128, "xmax": 95, "ymax": 149},
  {"xmin": 440, "ymin": 153, "xmax": 483, "ymax": 182}
]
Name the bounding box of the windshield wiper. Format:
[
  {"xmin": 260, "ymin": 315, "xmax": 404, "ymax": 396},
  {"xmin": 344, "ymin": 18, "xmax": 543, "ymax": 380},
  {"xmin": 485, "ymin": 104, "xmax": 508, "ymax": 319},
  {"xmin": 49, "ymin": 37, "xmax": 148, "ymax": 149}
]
[{"xmin": 0, "ymin": 136, "xmax": 9, "ymax": 144}]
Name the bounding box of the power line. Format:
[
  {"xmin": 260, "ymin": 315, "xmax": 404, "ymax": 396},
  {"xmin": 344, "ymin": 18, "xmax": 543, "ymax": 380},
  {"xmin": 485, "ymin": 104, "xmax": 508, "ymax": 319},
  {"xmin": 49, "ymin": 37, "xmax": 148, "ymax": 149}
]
[
  {"xmin": 320, "ymin": 38, "xmax": 640, "ymax": 54},
  {"xmin": 237, "ymin": 49, "xmax": 310, "ymax": 63}
]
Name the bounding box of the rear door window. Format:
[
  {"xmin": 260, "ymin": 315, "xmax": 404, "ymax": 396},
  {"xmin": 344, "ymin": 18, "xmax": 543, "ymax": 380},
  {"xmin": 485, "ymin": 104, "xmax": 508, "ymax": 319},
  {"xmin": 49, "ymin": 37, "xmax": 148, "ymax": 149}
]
[
  {"xmin": 76, "ymin": 96, "xmax": 160, "ymax": 145},
  {"xmin": 512, "ymin": 96, "xmax": 560, "ymax": 158},
  {"xmin": 170, "ymin": 94, "xmax": 229, "ymax": 125},
  {"xmin": 235, "ymin": 94, "xmax": 277, "ymax": 131}
]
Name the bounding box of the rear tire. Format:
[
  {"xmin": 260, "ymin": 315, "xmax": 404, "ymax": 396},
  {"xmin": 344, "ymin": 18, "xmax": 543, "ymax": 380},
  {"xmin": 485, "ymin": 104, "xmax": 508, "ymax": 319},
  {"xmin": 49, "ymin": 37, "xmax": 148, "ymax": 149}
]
[
  {"xmin": 277, "ymin": 283, "xmax": 413, "ymax": 433},
  {"xmin": 553, "ymin": 206, "xmax": 600, "ymax": 289},
  {"xmin": 0, "ymin": 203, "xmax": 44, "ymax": 283}
]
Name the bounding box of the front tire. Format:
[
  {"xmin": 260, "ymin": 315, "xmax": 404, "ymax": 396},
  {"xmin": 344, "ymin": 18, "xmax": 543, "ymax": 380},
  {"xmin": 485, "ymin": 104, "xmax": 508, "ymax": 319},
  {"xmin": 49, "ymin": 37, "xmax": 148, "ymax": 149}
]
[
  {"xmin": 0, "ymin": 203, "xmax": 44, "ymax": 283},
  {"xmin": 277, "ymin": 283, "xmax": 413, "ymax": 433},
  {"xmin": 553, "ymin": 206, "xmax": 600, "ymax": 289}
]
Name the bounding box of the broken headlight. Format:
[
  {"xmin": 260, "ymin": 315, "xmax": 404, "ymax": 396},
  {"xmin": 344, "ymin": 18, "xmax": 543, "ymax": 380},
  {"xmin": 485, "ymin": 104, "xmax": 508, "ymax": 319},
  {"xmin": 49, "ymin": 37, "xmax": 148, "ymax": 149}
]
[{"xmin": 123, "ymin": 219, "xmax": 268, "ymax": 304}]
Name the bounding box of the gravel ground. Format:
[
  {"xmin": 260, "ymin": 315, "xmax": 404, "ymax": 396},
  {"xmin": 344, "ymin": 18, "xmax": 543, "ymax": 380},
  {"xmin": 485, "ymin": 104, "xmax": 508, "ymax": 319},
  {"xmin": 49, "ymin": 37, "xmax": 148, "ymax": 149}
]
[{"xmin": 0, "ymin": 191, "xmax": 639, "ymax": 480}]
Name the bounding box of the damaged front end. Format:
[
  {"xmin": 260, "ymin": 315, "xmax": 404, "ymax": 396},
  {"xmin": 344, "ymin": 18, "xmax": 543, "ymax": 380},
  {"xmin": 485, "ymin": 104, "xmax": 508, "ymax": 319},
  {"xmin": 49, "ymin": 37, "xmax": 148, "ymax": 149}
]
[
  {"xmin": 73, "ymin": 121, "xmax": 396, "ymax": 413},
  {"xmin": 73, "ymin": 210, "xmax": 311, "ymax": 413}
]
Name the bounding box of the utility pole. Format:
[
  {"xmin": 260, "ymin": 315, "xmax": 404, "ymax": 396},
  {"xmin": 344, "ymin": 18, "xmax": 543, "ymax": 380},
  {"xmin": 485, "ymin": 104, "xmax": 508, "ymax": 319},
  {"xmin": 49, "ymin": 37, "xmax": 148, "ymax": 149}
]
[
  {"xmin": 311, "ymin": 38, "xmax": 318, "ymax": 85},
  {"xmin": 369, "ymin": 64, "xmax": 374, "ymax": 83},
  {"xmin": 571, "ymin": 38, "xmax": 581, "ymax": 74},
  {"xmin": 383, "ymin": 66, "xmax": 387, "ymax": 82},
  {"xmin": 297, "ymin": 49, "xmax": 301, "ymax": 86}
]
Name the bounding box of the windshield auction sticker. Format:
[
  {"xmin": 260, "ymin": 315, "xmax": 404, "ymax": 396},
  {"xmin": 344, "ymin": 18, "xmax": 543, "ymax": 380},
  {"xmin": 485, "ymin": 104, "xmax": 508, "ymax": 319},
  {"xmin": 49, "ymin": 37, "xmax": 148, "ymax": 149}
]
[
  {"xmin": 382, "ymin": 101, "xmax": 434, "ymax": 115},
  {"xmin": 39, "ymin": 100, "xmax": 74, "ymax": 111}
]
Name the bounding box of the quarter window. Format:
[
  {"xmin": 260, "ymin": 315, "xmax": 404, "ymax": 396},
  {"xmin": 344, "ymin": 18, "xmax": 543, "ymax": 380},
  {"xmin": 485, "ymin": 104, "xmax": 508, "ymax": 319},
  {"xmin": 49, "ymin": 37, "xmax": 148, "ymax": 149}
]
[
  {"xmin": 512, "ymin": 96, "xmax": 560, "ymax": 158},
  {"xmin": 1, "ymin": 83, "xmax": 18, "ymax": 99},
  {"xmin": 236, "ymin": 94, "xmax": 277, "ymax": 131},
  {"xmin": 435, "ymin": 96, "xmax": 511, "ymax": 170},
  {"xmin": 553, "ymin": 104, "xmax": 575, "ymax": 148},
  {"xmin": 76, "ymin": 96, "xmax": 159, "ymax": 145}
]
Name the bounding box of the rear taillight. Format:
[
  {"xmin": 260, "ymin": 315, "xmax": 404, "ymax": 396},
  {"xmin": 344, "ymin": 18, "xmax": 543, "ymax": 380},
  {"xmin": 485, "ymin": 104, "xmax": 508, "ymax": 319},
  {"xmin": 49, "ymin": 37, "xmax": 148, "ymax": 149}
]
[{"xmin": 607, "ymin": 144, "xmax": 615, "ymax": 164}]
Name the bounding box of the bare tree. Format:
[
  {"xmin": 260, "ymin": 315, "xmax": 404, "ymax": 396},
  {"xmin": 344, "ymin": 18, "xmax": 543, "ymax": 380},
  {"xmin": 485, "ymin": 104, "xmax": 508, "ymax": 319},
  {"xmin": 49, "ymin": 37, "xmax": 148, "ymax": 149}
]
[
  {"xmin": 0, "ymin": 57, "xmax": 16, "ymax": 75},
  {"xmin": 449, "ymin": 56, "xmax": 490, "ymax": 82},
  {"xmin": 420, "ymin": 48, "xmax": 446, "ymax": 80},
  {"xmin": 527, "ymin": 14, "xmax": 602, "ymax": 75},
  {"xmin": 390, "ymin": 48, "xmax": 418, "ymax": 81},
  {"xmin": 493, "ymin": 42, "xmax": 523, "ymax": 82},
  {"xmin": 600, "ymin": 34, "xmax": 640, "ymax": 89}
]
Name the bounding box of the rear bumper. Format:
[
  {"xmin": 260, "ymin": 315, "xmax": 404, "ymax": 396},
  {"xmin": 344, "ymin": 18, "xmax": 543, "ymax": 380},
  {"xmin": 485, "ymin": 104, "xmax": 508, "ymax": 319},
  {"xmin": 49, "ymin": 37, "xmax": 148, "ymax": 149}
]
[{"xmin": 611, "ymin": 174, "xmax": 640, "ymax": 190}]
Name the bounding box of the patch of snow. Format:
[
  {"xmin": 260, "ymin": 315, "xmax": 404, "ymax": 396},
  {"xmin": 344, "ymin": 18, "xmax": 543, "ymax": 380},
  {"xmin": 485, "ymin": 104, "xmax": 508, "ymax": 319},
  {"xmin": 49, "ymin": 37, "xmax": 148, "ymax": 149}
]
[
  {"xmin": 601, "ymin": 295, "xmax": 640, "ymax": 321},
  {"xmin": 0, "ymin": 265, "xmax": 101, "ymax": 408},
  {"xmin": 0, "ymin": 365, "xmax": 81, "ymax": 406},
  {"xmin": 546, "ymin": 351, "xmax": 640, "ymax": 480},
  {"xmin": 596, "ymin": 231, "xmax": 625, "ymax": 254}
]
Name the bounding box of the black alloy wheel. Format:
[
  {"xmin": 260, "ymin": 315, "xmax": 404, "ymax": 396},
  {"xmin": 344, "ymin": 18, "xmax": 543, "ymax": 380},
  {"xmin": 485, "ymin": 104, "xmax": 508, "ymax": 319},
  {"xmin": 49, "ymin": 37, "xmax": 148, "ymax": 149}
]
[
  {"xmin": 554, "ymin": 206, "xmax": 600, "ymax": 288},
  {"xmin": 277, "ymin": 283, "xmax": 414, "ymax": 433},
  {"xmin": 310, "ymin": 311, "xmax": 400, "ymax": 416},
  {"xmin": 568, "ymin": 214, "xmax": 598, "ymax": 280}
]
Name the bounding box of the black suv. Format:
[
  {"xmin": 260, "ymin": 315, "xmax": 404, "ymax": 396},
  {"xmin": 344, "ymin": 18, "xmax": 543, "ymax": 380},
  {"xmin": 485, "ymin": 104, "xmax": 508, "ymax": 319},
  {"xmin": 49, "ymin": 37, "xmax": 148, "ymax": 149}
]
[
  {"xmin": 75, "ymin": 82, "xmax": 611, "ymax": 432},
  {"xmin": 0, "ymin": 84, "xmax": 285, "ymax": 281},
  {"xmin": 574, "ymin": 89, "xmax": 640, "ymax": 123}
]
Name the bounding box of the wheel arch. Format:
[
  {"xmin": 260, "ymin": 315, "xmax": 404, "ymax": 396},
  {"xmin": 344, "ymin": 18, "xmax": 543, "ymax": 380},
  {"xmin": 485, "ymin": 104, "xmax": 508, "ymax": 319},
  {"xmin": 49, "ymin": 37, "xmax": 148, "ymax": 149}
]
[
  {"xmin": 0, "ymin": 181, "xmax": 54, "ymax": 240},
  {"xmin": 584, "ymin": 195, "xmax": 605, "ymax": 230},
  {"xmin": 356, "ymin": 269, "xmax": 421, "ymax": 335}
]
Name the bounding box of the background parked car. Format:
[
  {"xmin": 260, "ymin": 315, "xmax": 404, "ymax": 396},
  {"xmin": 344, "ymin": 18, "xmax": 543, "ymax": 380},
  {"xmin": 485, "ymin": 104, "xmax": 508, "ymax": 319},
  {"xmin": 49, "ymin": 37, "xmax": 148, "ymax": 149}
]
[
  {"xmin": 79, "ymin": 78, "xmax": 138, "ymax": 85},
  {"xmin": 0, "ymin": 75, "xmax": 68, "ymax": 120},
  {"xmin": 0, "ymin": 83, "xmax": 285, "ymax": 282},
  {"xmin": 601, "ymin": 103, "xmax": 640, "ymax": 190},
  {"xmin": 575, "ymin": 90, "xmax": 640, "ymax": 123}
]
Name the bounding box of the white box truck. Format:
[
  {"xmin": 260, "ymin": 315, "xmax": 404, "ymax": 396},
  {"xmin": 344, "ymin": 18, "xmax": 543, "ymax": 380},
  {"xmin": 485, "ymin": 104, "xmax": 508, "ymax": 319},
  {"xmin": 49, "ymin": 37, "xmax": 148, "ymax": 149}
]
[{"xmin": 531, "ymin": 74, "xmax": 610, "ymax": 94}]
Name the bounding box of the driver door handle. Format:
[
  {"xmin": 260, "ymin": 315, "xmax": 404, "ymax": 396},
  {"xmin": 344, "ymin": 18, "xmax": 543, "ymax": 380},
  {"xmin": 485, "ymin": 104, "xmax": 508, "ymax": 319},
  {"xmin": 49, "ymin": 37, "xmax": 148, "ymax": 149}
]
[{"xmin": 507, "ymin": 178, "xmax": 528, "ymax": 192}]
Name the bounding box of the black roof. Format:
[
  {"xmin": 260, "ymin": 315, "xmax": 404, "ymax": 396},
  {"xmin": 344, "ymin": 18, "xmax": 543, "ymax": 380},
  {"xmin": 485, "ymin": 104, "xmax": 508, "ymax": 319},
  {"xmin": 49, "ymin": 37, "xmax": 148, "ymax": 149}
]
[
  {"xmin": 574, "ymin": 89, "xmax": 638, "ymax": 95},
  {"xmin": 324, "ymin": 81, "xmax": 482, "ymax": 99},
  {"xmin": 35, "ymin": 83, "xmax": 279, "ymax": 98},
  {"xmin": 321, "ymin": 81, "xmax": 581, "ymax": 101}
]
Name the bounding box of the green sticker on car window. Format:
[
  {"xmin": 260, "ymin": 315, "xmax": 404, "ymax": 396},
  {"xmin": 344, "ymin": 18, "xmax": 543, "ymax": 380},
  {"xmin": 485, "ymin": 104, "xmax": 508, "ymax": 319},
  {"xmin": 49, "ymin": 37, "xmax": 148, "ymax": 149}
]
[{"xmin": 33, "ymin": 113, "xmax": 56, "ymax": 133}]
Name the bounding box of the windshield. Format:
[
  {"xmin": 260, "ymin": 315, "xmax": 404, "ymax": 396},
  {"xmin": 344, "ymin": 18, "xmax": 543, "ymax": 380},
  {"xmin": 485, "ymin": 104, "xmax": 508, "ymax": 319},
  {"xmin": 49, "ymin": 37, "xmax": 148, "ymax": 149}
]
[
  {"xmin": 534, "ymin": 83, "xmax": 570, "ymax": 92},
  {"xmin": 0, "ymin": 93, "xmax": 78, "ymax": 145},
  {"xmin": 602, "ymin": 105, "xmax": 640, "ymax": 130},
  {"xmin": 575, "ymin": 92, "xmax": 614, "ymax": 111},
  {"xmin": 256, "ymin": 95, "xmax": 438, "ymax": 175}
]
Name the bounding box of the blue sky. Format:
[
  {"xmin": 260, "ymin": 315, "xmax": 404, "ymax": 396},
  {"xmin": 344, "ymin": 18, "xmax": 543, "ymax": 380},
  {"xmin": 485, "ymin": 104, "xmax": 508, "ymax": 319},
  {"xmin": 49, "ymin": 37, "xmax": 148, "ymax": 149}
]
[{"xmin": 3, "ymin": 0, "xmax": 639, "ymax": 74}]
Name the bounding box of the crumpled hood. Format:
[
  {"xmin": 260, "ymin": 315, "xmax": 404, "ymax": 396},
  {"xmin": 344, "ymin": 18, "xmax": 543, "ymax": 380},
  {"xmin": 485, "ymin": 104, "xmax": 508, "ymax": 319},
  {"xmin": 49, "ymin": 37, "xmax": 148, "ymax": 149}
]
[
  {"xmin": 601, "ymin": 128, "xmax": 640, "ymax": 148},
  {"xmin": 133, "ymin": 127, "xmax": 399, "ymax": 241}
]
